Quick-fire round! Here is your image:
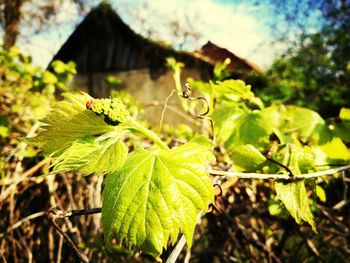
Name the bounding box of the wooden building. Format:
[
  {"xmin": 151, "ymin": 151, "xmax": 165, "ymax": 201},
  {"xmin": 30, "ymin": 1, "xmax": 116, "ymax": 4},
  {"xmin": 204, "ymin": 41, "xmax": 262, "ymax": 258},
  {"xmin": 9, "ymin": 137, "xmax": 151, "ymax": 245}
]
[{"xmin": 51, "ymin": 3, "xmax": 261, "ymax": 126}]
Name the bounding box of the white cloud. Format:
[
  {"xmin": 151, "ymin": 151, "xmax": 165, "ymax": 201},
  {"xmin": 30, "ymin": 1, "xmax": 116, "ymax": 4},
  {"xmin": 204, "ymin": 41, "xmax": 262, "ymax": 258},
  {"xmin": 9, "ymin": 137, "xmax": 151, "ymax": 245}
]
[{"xmin": 115, "ymin": 0, "xmax": 277, "ymax": 67}]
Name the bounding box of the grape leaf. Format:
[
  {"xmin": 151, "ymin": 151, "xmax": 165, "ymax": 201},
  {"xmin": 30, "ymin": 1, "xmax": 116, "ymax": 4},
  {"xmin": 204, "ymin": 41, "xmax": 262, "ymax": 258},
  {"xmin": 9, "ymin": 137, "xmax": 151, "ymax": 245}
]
[
  {"xmin": 51, "ymin": 131, "xmax": 127, "ymax": 175},
  {"xmin": 278, "ymin": 106, "xmax": 325, "ymax": 142},
  {"xmin": 102, "ymin": 140, "xmax": 215, "ymax": 260},
  {"xmin": 212, "ymin": 79, "xmax": 261, "ymax": 106},
  {"xmin": 275, "ymin": 180, "xmax": 316, "ymax": 231},
  {"xmin": 231, "ymin": 144, "xmax": 266, "ymax": 171},
  {"xmin": 224, "ymin": 109, "xmax": 276, "ymax": 151},
  {"xmin": 274, "ymin": 144, "xmax": 316, "ymax": 231},
  {"xmin": 28, "ymin": 93, "xmax": 115, "ymax": 153},
  {"xmin": 212, "ymin": 103, "xmax": 245, "ymax": 144}
]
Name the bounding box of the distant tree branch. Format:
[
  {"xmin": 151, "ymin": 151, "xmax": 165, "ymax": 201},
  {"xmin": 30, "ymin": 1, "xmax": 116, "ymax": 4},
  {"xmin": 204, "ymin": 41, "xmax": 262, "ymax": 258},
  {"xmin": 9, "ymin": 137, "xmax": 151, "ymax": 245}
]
[{"xmin": 2, "ymin": 0, "xmax": 25, "ymax": 49}]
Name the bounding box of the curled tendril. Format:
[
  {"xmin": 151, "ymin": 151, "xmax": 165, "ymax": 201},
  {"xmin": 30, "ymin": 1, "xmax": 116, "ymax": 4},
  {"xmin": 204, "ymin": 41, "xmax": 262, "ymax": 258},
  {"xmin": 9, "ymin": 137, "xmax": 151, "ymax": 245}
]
[
  {"xmin": 213, "ymin": 183, "xmax": 223, "ymax": 196},
  {"xmin": 181, "ymin": 83, "xmax": 215, "ymax": 142},
  {"xmin": 181, "ymin": 83, "xmax": 210, "ymax": 117}
]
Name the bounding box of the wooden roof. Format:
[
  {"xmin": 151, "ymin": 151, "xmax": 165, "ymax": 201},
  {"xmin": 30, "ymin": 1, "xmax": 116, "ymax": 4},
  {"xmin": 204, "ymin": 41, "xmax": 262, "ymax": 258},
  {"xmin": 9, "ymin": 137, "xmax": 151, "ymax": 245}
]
[
  {"xmin": 51, "ymin": 3, "xmax": 210, "ymax": 77},
  {"xmin": 51, "ymin": 3, "xmax": 260, "ymax": 77},
  {"xmin": 194, "ymin": 41, "xmax": 263, "ymax": 74}
]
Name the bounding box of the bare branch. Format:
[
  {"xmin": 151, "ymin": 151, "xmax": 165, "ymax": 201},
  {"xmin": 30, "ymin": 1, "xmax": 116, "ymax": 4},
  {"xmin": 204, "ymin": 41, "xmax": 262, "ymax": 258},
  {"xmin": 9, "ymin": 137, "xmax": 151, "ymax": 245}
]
[
  {"xmin": 47, "ymin": 207, "xmax": 102, "ymax": 263},
  {"xmin": 165, "ymin": 235, "xmax": 187, "ymax": 263},
  {"xmin": 209, "ymin": 164, "xmax": 350, "ymax": 180}
]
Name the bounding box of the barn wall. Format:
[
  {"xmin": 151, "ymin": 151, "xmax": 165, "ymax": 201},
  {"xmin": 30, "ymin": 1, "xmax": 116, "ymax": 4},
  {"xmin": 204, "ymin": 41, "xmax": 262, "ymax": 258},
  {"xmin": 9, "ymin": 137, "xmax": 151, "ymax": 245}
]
[{"xmin": 73, "ymin": 68, "xmax": 205, "ymax": 128}]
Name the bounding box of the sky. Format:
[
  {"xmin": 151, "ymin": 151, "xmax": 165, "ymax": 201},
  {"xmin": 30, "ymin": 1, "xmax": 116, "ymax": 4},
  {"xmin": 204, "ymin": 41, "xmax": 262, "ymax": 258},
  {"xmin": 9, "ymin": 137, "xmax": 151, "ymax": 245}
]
[{"xmin": 14, "ymin": 0, "xmax": 321, "ymax": 69}]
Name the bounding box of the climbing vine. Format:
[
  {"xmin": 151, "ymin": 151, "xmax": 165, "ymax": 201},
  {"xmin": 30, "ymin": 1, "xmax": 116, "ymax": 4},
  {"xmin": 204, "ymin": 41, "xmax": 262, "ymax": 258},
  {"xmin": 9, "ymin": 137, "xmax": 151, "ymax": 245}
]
[{"xmin": 27, "ymin": 72, "xmax": 350, "ymax": 260}]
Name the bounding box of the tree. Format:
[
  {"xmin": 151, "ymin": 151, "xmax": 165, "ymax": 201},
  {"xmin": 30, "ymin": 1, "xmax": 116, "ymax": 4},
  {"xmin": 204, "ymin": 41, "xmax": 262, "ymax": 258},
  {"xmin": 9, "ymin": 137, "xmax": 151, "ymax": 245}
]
[
  {"xmin": 245, "ymin": 0, "xmax": 350, "ymax": 117},
  {"xmin": 0, "ymin": 0, "xmax": 26, "ymax": 49},
  {"xmin": 0, "ymin": 0, "xmax": 90, "ymax": 50}
]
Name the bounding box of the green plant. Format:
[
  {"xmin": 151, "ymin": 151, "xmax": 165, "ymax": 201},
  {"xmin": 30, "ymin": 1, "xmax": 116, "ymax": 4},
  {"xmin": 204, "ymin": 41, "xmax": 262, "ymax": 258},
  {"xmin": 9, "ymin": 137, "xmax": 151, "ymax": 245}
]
[
  {"xmin": 27, "ymin": 76, "xmax": 350, "ymax": 261},
  {"xmin": 0, "ymin": 46, "xmax": 76, "ymax": 176},
  {"xmin": 28, "ymin": 92, "xmax": 216, "ymax": 260}
]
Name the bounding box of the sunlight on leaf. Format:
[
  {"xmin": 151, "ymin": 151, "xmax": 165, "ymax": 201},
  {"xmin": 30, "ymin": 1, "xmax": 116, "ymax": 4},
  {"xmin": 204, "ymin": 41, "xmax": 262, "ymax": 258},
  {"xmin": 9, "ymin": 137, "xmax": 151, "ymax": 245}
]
[
  {"xmin": 320, "ymin": 137, "xmax": 350, "ymax": 160},
  {"xmin": 278, "ymin": 105, "xmax": 324, "ymax": 142},
  {"xmin": 102, "ymin": 140, "xmax": 215, "ymax": 259},
  {"xmin": 274, "ymin": 144, "xmax": 316, "ymax": 231},
  {"xmin": 51, "ymin": 132, "xmax": 127, "ymax": 175},
  {"xmin": 316, "ymin": 185, "xmax": 326, "ymax": 203},
  {"xmin": 339, "ymin": 108, "xmax": 350, "ymax": 120},
  {"xmin": 231, "ymin": 144, "xmax": 266, "ymax": 171},
  {"xmin": 27, "ymin": 92, "xmax": 115, "ymax": 153},
  {"xmin": 224, "ymin": 109, "xmax": 276, "ymax": 151},
  {"xmin": 275, "ymin": 180, "xmax": 316, "ymax": 231}
]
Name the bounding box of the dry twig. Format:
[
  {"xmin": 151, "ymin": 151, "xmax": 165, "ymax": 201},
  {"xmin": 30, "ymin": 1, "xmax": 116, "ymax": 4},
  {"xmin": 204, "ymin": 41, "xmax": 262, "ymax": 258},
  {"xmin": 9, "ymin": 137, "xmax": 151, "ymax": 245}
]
[
  {"xmin": 47, "ymin": 207, "xmax": 102, "ymax": 263},
  {"xmin": 209, "ymin": 164, "xmax": 350, "ymax": 180}
]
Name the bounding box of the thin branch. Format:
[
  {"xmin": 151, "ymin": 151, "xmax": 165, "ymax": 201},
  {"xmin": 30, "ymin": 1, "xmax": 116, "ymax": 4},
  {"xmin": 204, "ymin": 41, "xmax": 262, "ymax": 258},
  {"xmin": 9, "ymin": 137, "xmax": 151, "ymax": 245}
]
[
  {"xmin": 165, "ymin": 235, "xmax": 187, "ymax": 263},
  {"xmin": 48, "ymin": 207, "xmax": 102, "ymax": 220},
  {"xmin": 208, "ymin": 164, "xmax": 350, "ymax": 180},
  {"xmin": 48, "ymin": 213, "xmax": 88, "ymax": 263},
  {"xmin": 0, "ymin": 158, "xmax": 50, "ymax": 186},
  {"xmin": 159, "ymin": 89, "xmax": 178, "ymax": 133},
  {"xmin": 143, "ymin": 101, "xmax": 201, "ymax": 125},
  {"xmin": 47, "ymin": 207, "xmax": 102, "ymax": 263},
  {"xmin": 165, "ymin": 212, "xmax": 203, "ymax": 263},
  {"xmin": 5, "ymin": 211, "xmax": 45, "ymax": 233}
]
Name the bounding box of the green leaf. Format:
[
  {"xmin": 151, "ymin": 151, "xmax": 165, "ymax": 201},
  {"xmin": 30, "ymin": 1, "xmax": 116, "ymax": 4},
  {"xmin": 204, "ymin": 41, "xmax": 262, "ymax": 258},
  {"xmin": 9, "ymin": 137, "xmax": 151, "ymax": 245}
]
[
  {"xmin": 212, "ymin": 103, "xmax": 245, "ymax": 144},
  {"xmin": 315, "ymin": 185, "xmax": 326, "ymax": 203},
  {"xmin": 275, "ymin": 180, "xmax": 316, "ymax": 231},
  {"xmin": 274, "ymin": 145, "xmax": 316, "ymax": 231},
  {"xmin": 52, "ymin": 60, "xmax": 67, "ymax": 74},
  {"xmin": 231, "ymin": 144, "xmax": 266, "ymax": 171},
  {"xmin": 339, "ymin": 108, "xmax": 350, "ymax": 120},
  {"xmin": 224, "ymin": 109, "xmax": 276, "ymax": 151},
  {"xmin": 319, "ymin": 137, "xmax": 350, "ymax": 160},
  {"xmin": 102, "ymin": 141, "xmax": 215, "ymax": 259},
  {"xmin": 333, "ymin": 122, "xmax": 350, "ymax": 143},
  {"xmin": 42, "ymin": 71, "xmax": 58, "ymax": 84},
  {"xmin": 278, "ymin": 106, "xmax": 325, "ymax": 142},
  {"xmin": 0, "ymin": 126, "xmax": 9, "ymax": 138},
  {"xmin": 212, "ymin": 80, "xmax": 255, "ymax": 103},
  {"xmin": 28, "ymin": 93, "xmax": 115, "ymax": 153},
  {"xmin": 51, "ymin": 132, "xmax": 127, "ymax": 175}
]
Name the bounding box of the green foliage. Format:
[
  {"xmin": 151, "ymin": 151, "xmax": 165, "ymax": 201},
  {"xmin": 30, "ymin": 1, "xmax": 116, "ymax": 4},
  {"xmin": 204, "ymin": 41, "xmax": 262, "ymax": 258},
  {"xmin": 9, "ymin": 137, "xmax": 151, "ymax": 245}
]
[
  {"xmin": 275, "ymin": 180, "xmax": 315, "ymax": 230},
  {"xmin": 25, "ymin": 55, "xmax": 349, "ymax": 261},
  {"xmin": 250, "ymin": 26, "xmax": 350, "ymax": 118},
  {"xmin": 213, "ymin": 58, "xmax": 231, "ymax": 82},
  {"xmin": 274, "ymin": 144, "xmax": 315, "ymax": 230},
  {"xmin": 28, "ymin": 91, "xmax": 214, "ymax": 259},
  {"xmin": 28, "ymin": 93, "xmax": 115, "ymax": 154},
  {"xmin": 339, "ymin": 108, "xmax": 350, "ymax": 120},
  {"xmin": 51, "ymin": 133, "xmax": 127, "ymax": 175},
  {"xmin": 230, "ymin": 144, "xmax": 266, "ymax": 171},
  {"xmin": 103, "ymin": 138, "xmax": 214, "ymax": 260},
  {"xmin": 190, "ymin": 78, "xmax": 348, "ymax": 230},
  {"xmin": 0, "ymin": 47, "xmax": 77, "ymax": 180}
]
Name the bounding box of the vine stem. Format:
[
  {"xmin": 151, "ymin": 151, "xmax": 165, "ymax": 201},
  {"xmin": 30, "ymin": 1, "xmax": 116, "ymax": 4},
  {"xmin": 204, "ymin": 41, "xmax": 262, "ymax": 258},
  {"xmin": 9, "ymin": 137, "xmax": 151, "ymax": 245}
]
[
  {"xmin": 208, "ymin": 164, "xmax": 350, "ymax": 180},
  {"xmin": 126, "ymin": 117, "xmax": 169, "ymax": 150}
]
